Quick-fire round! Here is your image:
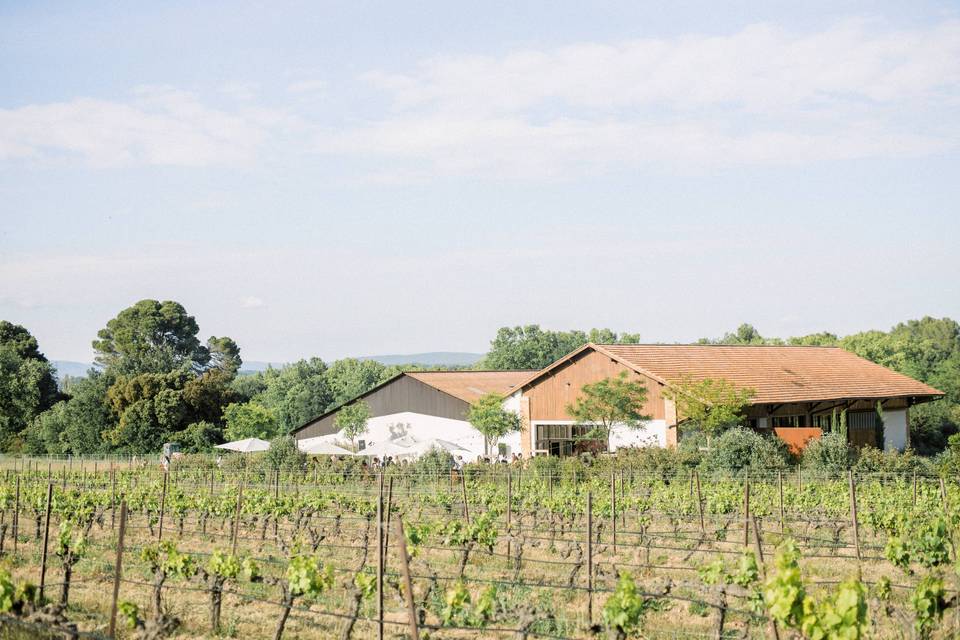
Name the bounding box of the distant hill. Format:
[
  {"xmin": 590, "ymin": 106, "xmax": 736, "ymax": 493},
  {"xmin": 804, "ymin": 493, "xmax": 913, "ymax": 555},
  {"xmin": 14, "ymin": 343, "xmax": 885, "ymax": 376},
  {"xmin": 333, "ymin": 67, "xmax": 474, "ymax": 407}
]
[
  {"xmin": 52, "ymin": 352, "xmax": 484, "ymax": 380},
  {"xmin": 51, "ymin": 360, "xmax": 99, "ymax": 379}
]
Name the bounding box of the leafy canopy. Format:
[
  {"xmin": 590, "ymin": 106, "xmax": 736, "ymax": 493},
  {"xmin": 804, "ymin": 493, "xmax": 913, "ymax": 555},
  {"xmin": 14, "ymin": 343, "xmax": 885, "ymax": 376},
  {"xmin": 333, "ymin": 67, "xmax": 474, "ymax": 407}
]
[
  {"xmin": 663, "ymin": 375, "xmax": 755, "ymax": 438},
  {"xmin": 467, "ymin": 393, "xmax": 520, "ymax": 455},
  {"xmin": 482, "ymin": 325, "xmax": 640, "ymax": 370},
  {"xmin": 334, "ymin": 400, "xmax": 371, "ymax": 450},
  {"xmin": 566, "ymin": 371, "xmax": 651, "ymax": 449}
]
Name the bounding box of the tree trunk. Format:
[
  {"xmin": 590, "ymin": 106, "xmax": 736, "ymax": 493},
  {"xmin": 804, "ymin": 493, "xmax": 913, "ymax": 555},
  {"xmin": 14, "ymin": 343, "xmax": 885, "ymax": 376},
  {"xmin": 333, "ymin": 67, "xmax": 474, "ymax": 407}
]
[
  {"xmin": 210, "ymin": 578, "xmax": 225, "ymax": 633},
  {"xmin": 59, "ymin": 562, "xmax": 72, "ymax": 607},
  {"xmin": 273, "ymin": 590, "xmax": 294, "ymax": 640}
]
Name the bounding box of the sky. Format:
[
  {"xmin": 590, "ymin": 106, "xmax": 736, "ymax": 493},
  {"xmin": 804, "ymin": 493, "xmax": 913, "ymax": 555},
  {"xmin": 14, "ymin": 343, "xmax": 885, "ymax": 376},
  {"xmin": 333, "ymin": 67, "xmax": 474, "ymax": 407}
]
[{"xmin": 1, "ymin": 1, "xmax": 959, "ymax": 363}]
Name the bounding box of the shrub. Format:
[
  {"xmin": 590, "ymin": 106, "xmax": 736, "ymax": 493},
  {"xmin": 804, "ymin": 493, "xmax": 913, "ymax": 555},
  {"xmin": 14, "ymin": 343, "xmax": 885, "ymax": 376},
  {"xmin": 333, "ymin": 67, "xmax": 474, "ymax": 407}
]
[
  {"xmin": 801, "ymin": 432, "xmax": 854, "ymax": 474},
  {"xmin": 701, "ymin": 427, "xmax": 790, "ymax": 474},
  {"xmin": 853, "ymin": 446, "xmax": 934, "ymax": 474},
  {"xmin": 265, "ymin": 435, "xmax": 306, "ymax": 471},
  {"xmin": 410, "ymin": 447, "xmax": 454, "ymax": 476}
]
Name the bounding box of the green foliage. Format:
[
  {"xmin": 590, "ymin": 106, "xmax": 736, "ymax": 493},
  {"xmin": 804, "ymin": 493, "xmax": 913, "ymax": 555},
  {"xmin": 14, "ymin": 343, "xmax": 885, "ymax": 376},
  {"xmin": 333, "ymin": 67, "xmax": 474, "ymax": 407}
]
[
  {"xmin": 170, "ymin": 420, "xmax": 223, "ymax": 452},
  {"xmin": 118, "ymin": 601, "xmax": 140, "ymax": 630},
  {"xmin": 911, "ymin": 574, "xmax": 947, "ymax": 638},
  {"xmin": 265, "ymin": 434, "xmax": 306, "ymax": 470},
  {"xmin": 285, "ymin": 555, "xmax": 334, "ymax": 598},
  {"xmin": 141, "ymin": 541, "xmax": 196, "ymax": 579},
  {"xmin": 440, "ymin": 582, "xmax": 499, "ymax": 628},
  {"xmin": 566, "ymin": 371, "xmax": 651, "ymax": 449},
  {"xmin": 253, "ymin": 359, "xmax": 333, "ymax": 432},
  {"xmin": 25, "ymin": 369, "xmax": 116, "ymax": 455},
  {"xmin": 334, "ymin": 400, "xmax": 372, "ymax": 449},
  {"xmin": 468, "ymin": 393, "xmax": 520, "ymax": 455},
  {"xmin": 223, "ymin": 402, "xmax": 278, "ymax": 441},
  {"xmin": 884, "ymin": 517, "xmax": 951, "ymax": 572},
  {"xmin": 701, "ymin": 427, "xmax": 790, "ymax": 474},
  {"xmin": 481, "ymin": 325, "xmax": 640, "ymax": 370},
  {"xmin": 206, "ymin": 336, "xmax": 242, "ymax": 376},
  {"xmin": 763, "ymin": 540, "xmax": 868, "ymax": 639},
  {"xmin": 92, "ymin": 299, "xmax": 214, "ymax": 374},
  {"xmin": 602, "ymin": 572, "xmax": 653, "ymax": 638},
  {"xmin": 0, "ymin": 341, "xmax": 60, "ymax": 450},
  {"xmin": 802, "ymin": 432, "xmax": 854, "ymax": 472},
  {"xmin": 207, "ymin": 550, "xmax": 259, "ymax": 581},
  {"xmin": 663, "ymin": 375, "xmax": 755, "ymax": 439},
  {"xmin": 325, "ymin": 359, "xmax": 397, "ymax": 408}
]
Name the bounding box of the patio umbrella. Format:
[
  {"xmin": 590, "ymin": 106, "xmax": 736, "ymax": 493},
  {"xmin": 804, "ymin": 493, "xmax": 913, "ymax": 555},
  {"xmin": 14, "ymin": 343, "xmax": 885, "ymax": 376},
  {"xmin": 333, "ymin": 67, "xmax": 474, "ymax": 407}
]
[
  {"xmin": 215, "ymin": 437, "xmax": 271, "ymax": 453},
  {"xmin": 356, "ymin": 440, "xmax": 411, "ymax": 457},
  {"xmin": 300, "ymin": 440, "xmax": 354, "ymax": 456},
  {"xmin": 406, "ymin": 438, "xmax": 473, "ymax": 457}
]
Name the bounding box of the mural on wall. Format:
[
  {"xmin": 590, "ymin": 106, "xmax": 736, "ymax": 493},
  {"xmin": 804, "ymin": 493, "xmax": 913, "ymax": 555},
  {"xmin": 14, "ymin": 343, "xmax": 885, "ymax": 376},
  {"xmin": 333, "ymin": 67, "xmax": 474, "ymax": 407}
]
[{"xmin": 387, "ymin": 421, "xmax": 412, "ymax": 440}]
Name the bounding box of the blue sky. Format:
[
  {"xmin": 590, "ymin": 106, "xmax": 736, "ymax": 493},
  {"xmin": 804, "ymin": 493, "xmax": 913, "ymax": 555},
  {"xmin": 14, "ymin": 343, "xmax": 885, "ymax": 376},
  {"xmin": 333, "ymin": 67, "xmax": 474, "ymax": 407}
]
[{"xmin": 1, "ymin": 1, "xmax": 959, "ymax": 362}]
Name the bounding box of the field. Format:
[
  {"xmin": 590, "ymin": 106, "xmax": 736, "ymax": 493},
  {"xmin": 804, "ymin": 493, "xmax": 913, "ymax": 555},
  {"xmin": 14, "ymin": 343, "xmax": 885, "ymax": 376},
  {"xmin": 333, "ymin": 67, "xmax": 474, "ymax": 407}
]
[{"xmin": 0, "ymin": 457, "xmax": 958, "ymax": 639}]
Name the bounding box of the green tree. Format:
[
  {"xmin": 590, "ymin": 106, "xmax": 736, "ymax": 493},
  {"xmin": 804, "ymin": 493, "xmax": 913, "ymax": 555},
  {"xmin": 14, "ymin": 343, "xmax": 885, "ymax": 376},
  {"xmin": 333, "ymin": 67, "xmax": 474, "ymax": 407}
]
[
  {"xmin": 467, "ymin": 393, "xmax": 520, "ymax": 456},
  {"xmin": 223, "ymin": 402, "xmax": 278, "ymax": 441},
  {"xmin": 482, "ymin": 325, "xmax": 641, "ymax": 370},
  {"xmin": 334, "ymin": 400, "xmax": 371, "ymax": 451},
  {"xmin": 255, "ymin": 359, "xmax": 333, "ymax": 431},
  {"xmin": 170, "ymin": 420, "xmax": 223, "ymax": 452},
  {"xmin": 663, "ymin": 375, "xmax": 755, "ymax": 444},
  {"xmin": 565, "ymin": 372, "xmax": 651, "ymax": 452},
  {"xmin": 27, "ymin": 369, "xmax": 117, "ymax": 454},
  {"xmin": 206, "ymin": 336, "xmax": 242, "ymax": 376},
  {"xmin": 92, "ymin": 299, "xmax": 213, "ymax": 374},
  {"xmin": 324, "ymin": 358, "xmax": 397, "ymax": 409},
  {"xmin": 0, "ymin": 344, "xmax": 60, "ymax": 450}
]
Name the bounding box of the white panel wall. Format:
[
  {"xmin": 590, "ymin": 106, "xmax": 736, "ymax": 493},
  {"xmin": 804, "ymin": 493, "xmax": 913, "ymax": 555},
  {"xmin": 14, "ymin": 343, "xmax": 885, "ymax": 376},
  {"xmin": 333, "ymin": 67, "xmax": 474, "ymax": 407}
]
[
  {"xmin": 884, "ymin": 409, "xmax": 908, "ymax": 452},
  {"xmin": 333, "ymin": 411, "xmax": 520, "ymax": 459},
  {"xmin": 610, "ymin": 420, "xmax": 668, "ymax": 450}
]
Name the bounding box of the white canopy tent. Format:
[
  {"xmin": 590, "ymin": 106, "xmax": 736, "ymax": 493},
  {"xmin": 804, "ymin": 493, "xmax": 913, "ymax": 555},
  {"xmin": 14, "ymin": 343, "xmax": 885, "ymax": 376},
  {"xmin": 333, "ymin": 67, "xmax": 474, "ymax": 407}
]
[
  {"xmin": 215, "ymin": 437, "xmax": 271, "ymax": 453},
  {"xmin": 401, "ymin": 437, "xmax": 473, "ymax": 459},
  {"xmin": 300, "ymin": 440, "xmax": 354, "ymax": 456},
  {"xmin": 355, "ymin": 440, "xmax": 411, "ymax": 458}
]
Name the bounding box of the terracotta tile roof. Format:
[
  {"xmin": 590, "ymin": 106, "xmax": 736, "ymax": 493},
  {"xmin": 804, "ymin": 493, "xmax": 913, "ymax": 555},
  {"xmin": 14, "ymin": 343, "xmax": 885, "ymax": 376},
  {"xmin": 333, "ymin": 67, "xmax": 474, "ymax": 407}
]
[
  {"xmin": 406, "ymin": 370, "xmax": 533, "ymax": 403},
  {"xmin": 598, "ymin": 344, "xmax": 944, "ymax": 405}
]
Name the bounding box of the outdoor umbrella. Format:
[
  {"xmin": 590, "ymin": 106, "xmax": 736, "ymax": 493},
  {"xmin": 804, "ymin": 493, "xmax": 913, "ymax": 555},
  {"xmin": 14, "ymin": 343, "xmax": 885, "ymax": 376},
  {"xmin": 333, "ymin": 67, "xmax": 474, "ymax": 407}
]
[
  {"xmin": 215, "ymin": 437, "xmax": 271, "ymax": 453},
  {"xmin": 300, "ymin": 440, "xmax": 354, "ymax": 456},
  {"xmin": 356, "ymin": 440, "xmax": 411, "ymax": 458}
]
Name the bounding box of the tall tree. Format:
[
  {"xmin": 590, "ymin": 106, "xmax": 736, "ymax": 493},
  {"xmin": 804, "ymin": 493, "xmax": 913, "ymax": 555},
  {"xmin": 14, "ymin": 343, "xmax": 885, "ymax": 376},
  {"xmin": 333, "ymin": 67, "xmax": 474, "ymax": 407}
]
[
  {"xmin": 223, "ymin": 402, "xmax": 278, "ymax": 441},
  {"xmin": 324, "ymin": 358, "xmax": 397, "ymax": 409},
  {"xmin": 662, "ymin": 376, "xmax": 755, "ymax": 445},
  {"xmin": 206, "ymin": 336, "xmax": 242, "ymax": 376},
  {"xmin": 566, "ymin": 372, "xmax": 651, "ymax": 452},
  {"xmin": 255, "ymin": 359, "xmax": 333, "ymax": 432},
  {"xmin": 467, "ymin": 393, "xmax": 520, "ymax": 456},
  {"xmin": 482, "ymin": 325, "xmax": 641, "ymax": 370},
  {"xmin": 334, "ymin": 400, "xmax": 372, "ymax": 451},
  {"xmin": 0, "ymin": 321, "xmax": 61, "ymax": 450},
  {"xmin": 92, "ymin": 299, "xmax": 212, "ymax": 374}
]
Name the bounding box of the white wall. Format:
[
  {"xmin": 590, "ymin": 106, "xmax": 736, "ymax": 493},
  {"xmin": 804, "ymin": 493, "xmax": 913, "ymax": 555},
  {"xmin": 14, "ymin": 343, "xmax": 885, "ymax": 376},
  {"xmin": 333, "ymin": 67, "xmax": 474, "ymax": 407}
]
[
  {"xmin": 330, "ymin": 411, "xmax": 520, "ymax": 458},
  {"xmin": 529, "ymin": 420, "xmax": 668, "ymax": 455},
  {"xmin": 884, "ymin": 409, "xmax": 908, "ymax": 452}
]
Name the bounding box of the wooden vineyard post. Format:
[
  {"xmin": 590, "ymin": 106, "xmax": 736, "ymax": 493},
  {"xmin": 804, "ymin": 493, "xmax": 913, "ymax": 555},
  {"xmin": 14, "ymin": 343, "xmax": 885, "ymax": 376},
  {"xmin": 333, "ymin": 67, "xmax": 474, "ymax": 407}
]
[
  {"xmin": 394, "ymin": 517, "xmax": 420, "ymax": 640},
  {"xmin": 12, "ymin": 477, "xmax": 18, "ymax": 555},
  {"xmin": 376, "ymin": 473, "xmax": 384, "ymax": 640},
  {"xmin": 38, "ymin": 482, "xmax": 53, "ymax": 603},
  {"xmin": 506, "ymin": 472, "xmax": 513, "ymax": 568},
  {"xmin": 460, "ymin": 470, "xmax": 470, "ymax": 525},
  {"xmin": 231, "ymin": 483, "xmax": 244, "ymax": 555},
  {"xmin": 913, "ymin": 470, "xmax": 918, "ymax": 506},
  {"xmin": 158, "ymin": 470, "xmax": 168, "ymax": 541},
  {"xmin": 797, "ymin": 466, "xmax": 802, "ymax": 493},
  {"xmin": 778, "ymin": 471, "xmax": 785, "ymax": 533},
  {"xmin": 752, "ymin": 517, "xmax": 781, "ymax": 640},
  {"xmin": 848, "ymin": 471, "xmax": 861, "ymax": 561},
  {"xmin": 940, "ymin": 476, "xmax": 949, "ymax": 513},
  {"xmin": 695, "ymin": 470, "xmax": 705, "ymax": 534},
  {"xmin": 743, "ymin": 479, "xmax": 750, "ymax": 548},
  {"xmin": 586, "ymin": 491, "xmax": 594, "ymax": 627},
  {"xmin": 108, "ymin": 501, "xmax": 128, "ymax": 638},
  {"xmin": 111, "ymin": 467, "xmax": 117, "ymax": 530},
  {"xmin": 382, "ymin": 478, "xmax": 394, "ymax": 566},
  {"xmin": 61, "ymin": 466, "xmax": 66, "ymax": 490},
  {"xmin": 611, "ymin": 469, "xmax": 617, "ymax": 553}
]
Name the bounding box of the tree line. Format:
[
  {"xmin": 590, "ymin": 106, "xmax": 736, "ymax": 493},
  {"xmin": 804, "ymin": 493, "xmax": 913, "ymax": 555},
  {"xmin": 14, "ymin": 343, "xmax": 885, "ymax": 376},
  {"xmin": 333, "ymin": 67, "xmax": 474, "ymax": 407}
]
[{"xmin": 0, "ymin": 302, "xmax": 957, "ymax": 455}]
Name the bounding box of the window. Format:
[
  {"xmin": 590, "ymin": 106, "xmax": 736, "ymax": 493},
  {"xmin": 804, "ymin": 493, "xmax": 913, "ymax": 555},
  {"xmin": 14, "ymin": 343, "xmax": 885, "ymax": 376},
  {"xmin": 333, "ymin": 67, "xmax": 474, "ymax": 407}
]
[
  {"xmin": 771, "ymin": 415, "xmax": 806, "ymax": 428},
  {"xmin": 534, "ymin": 423, "xmax": 601, "ymax": 457}
]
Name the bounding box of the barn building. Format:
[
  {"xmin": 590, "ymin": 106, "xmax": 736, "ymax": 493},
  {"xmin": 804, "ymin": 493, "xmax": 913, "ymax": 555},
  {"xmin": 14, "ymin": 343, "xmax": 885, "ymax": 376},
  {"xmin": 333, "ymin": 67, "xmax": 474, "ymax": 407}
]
[
  {"xmin": 509, "ymin": 343, "xmax": 944, "ymax": 456},
  {"xmin": 293, "ymin": 344, "xmax": 944, "ymax": 457},
  {"xmin": 293, "ymin": 370, "xmax": 532, "ymax": 456}
]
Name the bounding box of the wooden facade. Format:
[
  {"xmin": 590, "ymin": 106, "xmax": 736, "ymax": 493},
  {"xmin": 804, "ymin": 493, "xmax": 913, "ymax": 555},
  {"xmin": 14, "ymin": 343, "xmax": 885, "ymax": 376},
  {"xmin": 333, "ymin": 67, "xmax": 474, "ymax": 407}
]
[{"xmin": 294, "ymin": 374, "xmax": 471, "ymax": 439}]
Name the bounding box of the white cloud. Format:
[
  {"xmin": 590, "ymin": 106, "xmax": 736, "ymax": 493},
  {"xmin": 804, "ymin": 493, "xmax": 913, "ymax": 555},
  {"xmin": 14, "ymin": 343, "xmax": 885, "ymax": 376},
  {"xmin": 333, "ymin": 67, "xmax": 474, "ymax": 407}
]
[
  {"xmin": 0, "ymin": 85, "xmax": 290, "ymax": 167},
  {"xmin": 240, "ymin": 296, "xmax": 265, "ymax": 308},
  {"xmin": 324, "ymin": 18, "xmax": 960, "ymax": 177}
]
